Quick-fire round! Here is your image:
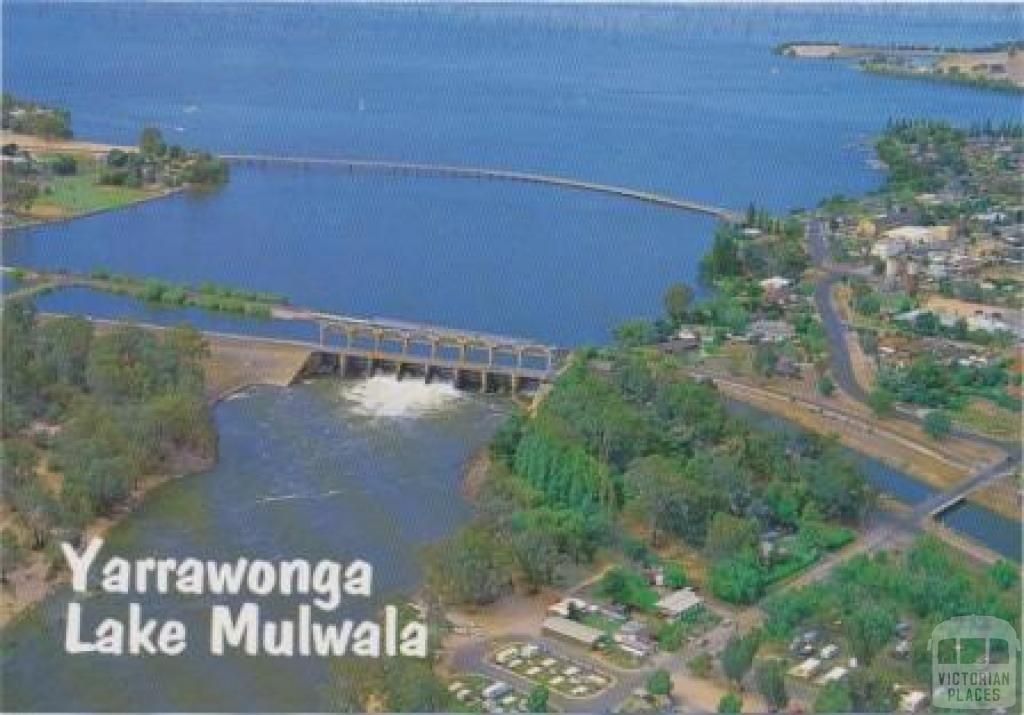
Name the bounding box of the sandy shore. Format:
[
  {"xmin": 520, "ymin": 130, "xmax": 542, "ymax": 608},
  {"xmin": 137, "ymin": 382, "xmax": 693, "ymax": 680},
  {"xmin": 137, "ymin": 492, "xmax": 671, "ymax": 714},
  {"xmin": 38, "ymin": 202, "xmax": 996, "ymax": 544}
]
[{"xmin": 0, "ymin": 130, "xmax": 131, "ymax": 155}]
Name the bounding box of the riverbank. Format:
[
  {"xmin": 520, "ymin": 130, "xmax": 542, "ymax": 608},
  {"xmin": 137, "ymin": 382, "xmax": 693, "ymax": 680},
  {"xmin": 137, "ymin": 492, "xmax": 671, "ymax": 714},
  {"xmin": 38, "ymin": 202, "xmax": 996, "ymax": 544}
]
[
  {"xmin": 1, "ymin": 131, "xmax": 178, "ymax": 228},
  {"xmin": 0, "ymin": 326, "xmax": 311, "ymax": 629},
  {"xmin": 696, "ymin": 371, "xmax": 1017, "ymax": 521}
]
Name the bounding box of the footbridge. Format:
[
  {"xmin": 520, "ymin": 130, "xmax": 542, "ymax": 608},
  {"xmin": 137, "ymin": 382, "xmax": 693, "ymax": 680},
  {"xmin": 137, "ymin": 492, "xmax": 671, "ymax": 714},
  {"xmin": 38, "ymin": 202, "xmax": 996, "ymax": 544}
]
[
  {"xmin": 910, "ymin": 456, "xmax": 1018, "ymax": 522},
  {"xmin": 221, "ymin": 154, "xmax": 740, "ymax": 220}
]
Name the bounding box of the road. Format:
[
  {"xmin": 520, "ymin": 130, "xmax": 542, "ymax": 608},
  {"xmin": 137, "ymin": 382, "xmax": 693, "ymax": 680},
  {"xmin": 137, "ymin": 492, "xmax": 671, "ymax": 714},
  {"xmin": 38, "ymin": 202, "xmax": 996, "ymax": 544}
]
[{"xmin": 805, "ymin": 217, "xmax": 1020, "ymax": 524}]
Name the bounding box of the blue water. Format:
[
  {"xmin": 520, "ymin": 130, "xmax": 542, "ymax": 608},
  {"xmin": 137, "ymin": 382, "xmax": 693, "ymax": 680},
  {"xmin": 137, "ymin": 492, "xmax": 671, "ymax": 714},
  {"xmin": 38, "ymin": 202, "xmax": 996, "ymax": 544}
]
[
  {"xmin": 2, "ymin": 6, "xmax": 1021, "ymax": 710},
  {"xmin": 3, "ymin": 3, "xmax": 1021, "ymax": 344},
  {"xmin": 727, "ymin": 400, "xmax": 1022, "ymax": 562}
]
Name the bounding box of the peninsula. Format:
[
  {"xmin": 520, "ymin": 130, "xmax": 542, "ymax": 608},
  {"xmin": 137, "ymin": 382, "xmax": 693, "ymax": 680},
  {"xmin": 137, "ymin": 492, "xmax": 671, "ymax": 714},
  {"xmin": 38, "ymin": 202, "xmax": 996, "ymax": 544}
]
[
  {"xmin": 1, "ymin": 94, "xmax": 228, "ymax": 228},
  {"xmin": 777, "ymin": 41, "xmax": 1024, "ymax": 93}
]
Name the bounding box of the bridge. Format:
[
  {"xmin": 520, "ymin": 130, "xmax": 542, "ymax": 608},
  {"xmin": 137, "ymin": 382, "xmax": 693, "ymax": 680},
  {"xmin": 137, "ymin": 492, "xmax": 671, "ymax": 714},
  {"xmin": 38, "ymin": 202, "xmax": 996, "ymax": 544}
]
[
  {"xmin": 220, "ymin": 153, "xmax": 740, "ymax": 221},
  {"xmin": 910, "ymin": 457, "xmax": 1018, "ymax": 522}
]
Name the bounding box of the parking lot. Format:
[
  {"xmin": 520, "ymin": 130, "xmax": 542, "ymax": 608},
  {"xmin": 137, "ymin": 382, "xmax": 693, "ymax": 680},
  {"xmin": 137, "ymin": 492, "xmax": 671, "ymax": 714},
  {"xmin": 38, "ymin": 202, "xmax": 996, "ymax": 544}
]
[{"xmin": 490, "ymin": 641, "xmax": 614, "ymax": 698}]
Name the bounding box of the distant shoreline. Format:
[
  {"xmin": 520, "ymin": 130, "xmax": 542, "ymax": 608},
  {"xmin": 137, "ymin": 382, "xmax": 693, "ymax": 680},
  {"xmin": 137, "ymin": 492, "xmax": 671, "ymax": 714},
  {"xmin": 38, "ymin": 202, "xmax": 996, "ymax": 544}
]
[{"xmin": 776, "ymin": 41, "xmax": 1024, "ymax": 94}]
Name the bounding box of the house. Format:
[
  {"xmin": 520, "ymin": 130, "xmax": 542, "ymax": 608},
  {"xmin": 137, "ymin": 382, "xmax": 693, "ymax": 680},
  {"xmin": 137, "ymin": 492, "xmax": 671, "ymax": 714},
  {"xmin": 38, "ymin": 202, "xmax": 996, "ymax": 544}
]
[
  {"xmin": 547, "ymin": 597, "xmax": 588, "ymax": 619},
  {"xmin": 820, "ymin": 644, "xmax": 839, "ymax": 660},
  {"xmin": 871, "ymin": 238, "xmax": 908, "ymax": 260},
  {"xmin": 614, "ymin": 620, "xmax": 657, "ymax": 659},
  {"xmin": 759, "ymin": 276, "xmax": 792, "ymax": 303},
  {"xmin": 883, "ymin": 225, "xmax": 954, "ymax": 245},
  {"xmin": 541, "ymin": 617, "xmax": 605, "ymax": 648},
  {"xmin": 482, "ymin": 682, "xmax": 512, "ymax": 700},
  {"xmin": 788, "ymin": 658, "xmax": 822, "ymax": 679},
  {"xmin": 899, "ymin": 690, "xmax": 928, "ymax": 712},
  {"xmin": 747, "ymin": 319, "xmax": 795, "ymax": 344},
  {"xmin": 656, "ymin": 587, "xmax": 703, "ymax": 619},
  {"xmin": 659, "ymin": 329, "xmax": 700, "ymax": 354},
  {"xmin": 814, "ymin": 666, "xmax": 848, "ymax": 686},
  {"xmin": 773, "ymin": 356, "xmax": 801, "ymax": 379}
]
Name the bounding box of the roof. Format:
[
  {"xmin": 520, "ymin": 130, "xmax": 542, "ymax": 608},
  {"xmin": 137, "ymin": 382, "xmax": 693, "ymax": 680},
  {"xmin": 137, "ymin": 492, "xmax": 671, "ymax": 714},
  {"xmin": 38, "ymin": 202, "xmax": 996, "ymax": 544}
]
[
  {"xmin": 547, "ymin": 597, "xmax": 588, "ymax": 618},
  {"xmin": 883, "ymin": 225, "xmax": 951, "ymax": 243},
  {"xmin": 541, "ymin": 617, "xmax": 604, "ymax": 645},
  {"xmin": 759, "ymin": 276, "xmax": 791, "ymax": 289},
  {"xmin": 656, "ymin": 588, "xmax": 703, "ymax": 615}
]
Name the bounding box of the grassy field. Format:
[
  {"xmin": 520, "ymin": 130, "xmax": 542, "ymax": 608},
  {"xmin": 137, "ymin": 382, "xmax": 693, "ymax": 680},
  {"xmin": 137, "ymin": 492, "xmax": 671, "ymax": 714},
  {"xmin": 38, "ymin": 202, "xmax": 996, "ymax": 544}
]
[{"xmin": 29, "ymin": 172, "xmax": 164, "ymax": 217}]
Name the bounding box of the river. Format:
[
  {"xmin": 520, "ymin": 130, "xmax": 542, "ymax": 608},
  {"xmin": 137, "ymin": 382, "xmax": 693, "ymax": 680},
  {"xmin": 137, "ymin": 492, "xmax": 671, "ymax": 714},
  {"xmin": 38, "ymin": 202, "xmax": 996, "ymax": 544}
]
[
  {"xmin": 1, "ymin": 380, "xmax": 505, "ymax": 711},
  {"xmin": 1, "ymin": 3, "xmax": 1021, "ymax": 710}
]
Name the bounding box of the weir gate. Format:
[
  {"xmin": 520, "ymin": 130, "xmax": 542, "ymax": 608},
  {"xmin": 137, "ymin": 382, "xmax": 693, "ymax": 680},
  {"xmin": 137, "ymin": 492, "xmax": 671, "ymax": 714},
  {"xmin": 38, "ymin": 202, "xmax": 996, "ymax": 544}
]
[{"xmin": 298, "ymin": 314, "xmax": 564, "ymax": 394}]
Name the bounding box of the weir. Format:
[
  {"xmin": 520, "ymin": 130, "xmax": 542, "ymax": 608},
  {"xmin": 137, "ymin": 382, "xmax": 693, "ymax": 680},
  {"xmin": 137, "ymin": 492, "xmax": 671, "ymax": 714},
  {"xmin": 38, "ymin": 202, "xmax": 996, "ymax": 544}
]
[{"xmin": 302, "ymin": 315, "xmax": 563, "ymax": 394}]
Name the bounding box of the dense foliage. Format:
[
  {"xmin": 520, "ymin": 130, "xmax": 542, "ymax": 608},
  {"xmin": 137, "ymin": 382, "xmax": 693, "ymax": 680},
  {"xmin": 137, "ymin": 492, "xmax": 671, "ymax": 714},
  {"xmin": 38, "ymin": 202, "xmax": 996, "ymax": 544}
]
[
  {"xmin": 423, "ymin": 350, "xmax": 873, "ymax": 606},
  {"xmin": 1, "ymin": 93, "xmax": 72, "ymax": 138},
  {"xmin": 1, "ymin": 301, "xmax": 215, "ymax": 568},
  {"xmin": 102, "ymin": 128, "xmax": 229, "ymax": 189},
  {"xmin": 762, "ymin": 536, "xmax": 1022, "ymax": 708}
]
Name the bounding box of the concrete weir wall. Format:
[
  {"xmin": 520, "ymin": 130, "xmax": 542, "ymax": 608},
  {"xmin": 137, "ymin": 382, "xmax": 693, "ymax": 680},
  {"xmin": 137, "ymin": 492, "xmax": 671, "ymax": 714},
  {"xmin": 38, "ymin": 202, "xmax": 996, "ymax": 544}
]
[{"xmin": 298, "ymin": 350, "xmax": 544, "ymax": 394}]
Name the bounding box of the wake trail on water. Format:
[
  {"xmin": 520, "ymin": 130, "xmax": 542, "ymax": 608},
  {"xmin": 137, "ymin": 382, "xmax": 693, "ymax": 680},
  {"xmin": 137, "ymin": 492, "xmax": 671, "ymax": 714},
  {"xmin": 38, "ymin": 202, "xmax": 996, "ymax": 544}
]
[
  {"xmin": 253, "ymin": 489, "xmax": 345, "ymax": 506},
  {"xmin": 340, "ymin": 375, "xmax": 464, "ymax": 418}
]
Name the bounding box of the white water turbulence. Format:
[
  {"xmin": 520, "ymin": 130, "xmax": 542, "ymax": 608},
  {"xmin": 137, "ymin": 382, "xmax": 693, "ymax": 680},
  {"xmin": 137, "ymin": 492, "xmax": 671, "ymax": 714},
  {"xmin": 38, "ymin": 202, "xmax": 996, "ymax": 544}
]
[{"xmin": 340, "ymin": 376, "xmax": 464, "ymax": 418}]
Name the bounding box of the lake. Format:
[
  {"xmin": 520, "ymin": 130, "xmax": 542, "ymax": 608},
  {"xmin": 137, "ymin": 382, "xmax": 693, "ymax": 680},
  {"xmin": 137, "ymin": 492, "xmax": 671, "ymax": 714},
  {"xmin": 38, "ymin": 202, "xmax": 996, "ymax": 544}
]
[
  {"xmin": 3, "ymin": 3, "xmax": 1020, "ymax": 344},
  {"xmin": 1, "ymin": 4, "xmax": 1020, "ymax": 710}
]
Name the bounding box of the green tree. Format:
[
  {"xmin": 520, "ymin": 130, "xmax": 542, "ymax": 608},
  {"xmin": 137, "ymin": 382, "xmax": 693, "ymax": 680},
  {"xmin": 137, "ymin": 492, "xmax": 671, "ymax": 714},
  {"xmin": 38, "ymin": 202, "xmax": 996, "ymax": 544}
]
[
  {"xmin": 754, "ymin": 660, "xmax": 788, "ymax": 711},
  {"xmin": 752, "ymin": 343, "xmax": 778, "ymax": 378},
  {"xmin": 49, "ymin": 154, "xmax": 77, "ymax": 175},
  {"xmin": 721, "ymin": 631, "xmax": 760, "ymax": 685},
  {"xmin": 701, "ymin": 226, "xmax": 744, "ymax": 280},
  {"xmin": 989, "ymin": 560, "xmax": 1019, "ymax": 590},
  {"xmin": 814, "ymin": 682, "xmax": 853, "ymax": 713},
  {"xmin": 613, "ymin": 320, "xmax": 657, "ymax": 348},
  {"xmin": 923, "ymin": 410, "xmax": 952, "ymax": 440},
  {"xmin": 525, "ymin": 685, "xmax": 549, "ymax": 713},
  {"xmin": 868, "ymin": 387, "xmax": 895, "ymax": 416},
  {"xmin": 847, "ymin": 666, "xmax": 897, "ymax": 713},
  {"xmin": 847, "ymin": 604, "xmax": 895, "ymax": 665},
  {"xmin": 139, "ymin": 127, "xmax": 166, "ymax": 157},
  {"xmin": 664, "ymin": 283, "xmax": 694, "ymax": 326},
  {"xmin": 646, "ymin": 668, "xmax": 672, "ymax": 697},
  {"xmin": 420, "ymin": 524, "xmax": 512, "ymax": 605},
  {"xmin": 35, "ymin": 316, "xmax": 93, "ymax": 388},
  {"xmin": 705, "ymin": 512, "xmax": 759, "ymax": 561},
  {"xmin": 709, "ymin": 551, "xmax": 765, "ymax": 604},
  {"xmin": 663, "ymin": 562, "xmax": 687, "ymax": 589},
  {"xmin": 816, "ymin": 375, "xmax": 836, "ymax": 397},
  {"xmin": 717, "ymin": 692, "xmax": 742, "ymax": 714}
]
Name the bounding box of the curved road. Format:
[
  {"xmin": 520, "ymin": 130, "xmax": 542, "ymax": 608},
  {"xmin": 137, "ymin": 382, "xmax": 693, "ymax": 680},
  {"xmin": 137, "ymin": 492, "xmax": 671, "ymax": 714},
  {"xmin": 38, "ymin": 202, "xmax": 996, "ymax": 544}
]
[{"xmin": 806, "ymin": 218, "xmax": 1020, "ymax": 525}]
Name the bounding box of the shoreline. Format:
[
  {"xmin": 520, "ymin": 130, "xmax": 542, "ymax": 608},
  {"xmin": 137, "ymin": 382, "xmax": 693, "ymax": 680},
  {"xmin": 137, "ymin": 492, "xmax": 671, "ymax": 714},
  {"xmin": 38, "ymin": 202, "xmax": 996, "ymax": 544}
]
[
  {"xmin": 0, "ymin": 454, "xmax": 214, "ymax": 629},
  {"xmin": 0, "ymin": 131, "xmax": 190, "ymax": 230},
  {"xmin": 0, "ymin": 330, "xmax": 312, "ymax": 630}
]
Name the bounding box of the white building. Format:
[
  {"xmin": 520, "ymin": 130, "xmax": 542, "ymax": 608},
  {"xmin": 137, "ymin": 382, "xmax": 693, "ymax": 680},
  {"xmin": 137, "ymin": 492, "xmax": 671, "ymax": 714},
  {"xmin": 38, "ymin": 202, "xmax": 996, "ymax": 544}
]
[
  {"xmin": 655, "ymin": 588, "xmax": 703, "ymax": 619},
  {"xmin": 541, "ymin": 617, "xmax": 605, "ymax": 647}
]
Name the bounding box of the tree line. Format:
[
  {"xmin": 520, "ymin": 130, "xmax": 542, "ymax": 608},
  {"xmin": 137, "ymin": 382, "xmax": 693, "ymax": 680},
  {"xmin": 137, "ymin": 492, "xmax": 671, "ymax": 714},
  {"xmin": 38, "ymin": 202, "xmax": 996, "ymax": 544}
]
[
  {"xmin": 422, "ymin": 345, "xmax": 873, "ymax": 608},
  {"xmin": 1, "ymin": 300, "xmax": 215, "ymax": 578}
]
